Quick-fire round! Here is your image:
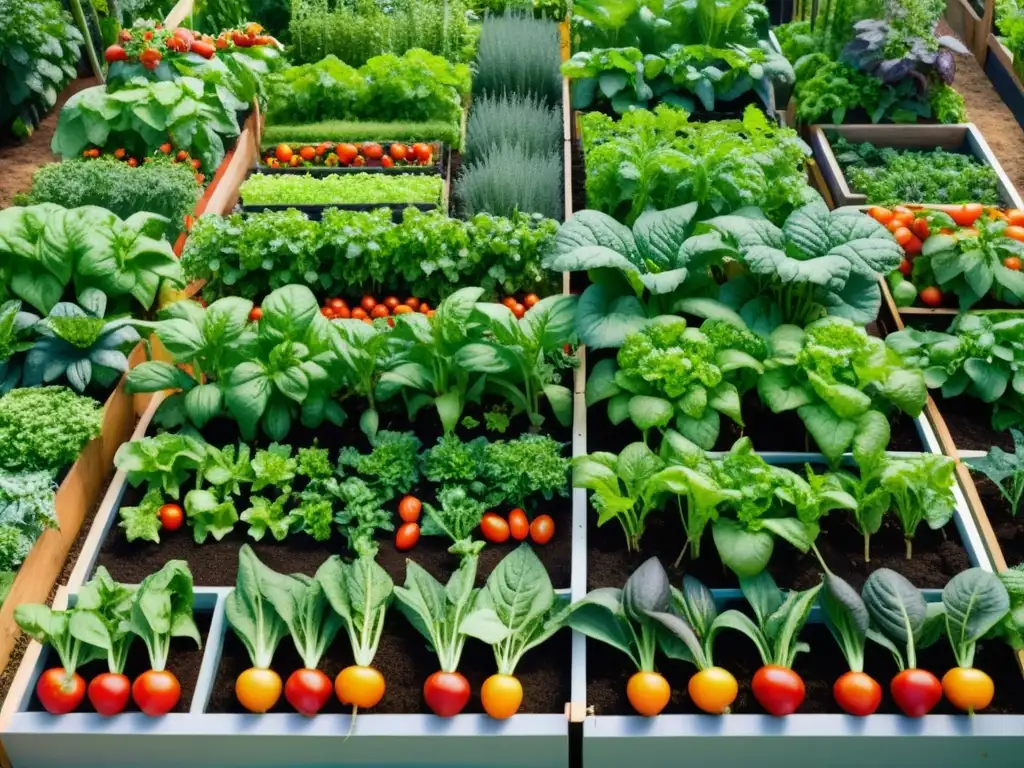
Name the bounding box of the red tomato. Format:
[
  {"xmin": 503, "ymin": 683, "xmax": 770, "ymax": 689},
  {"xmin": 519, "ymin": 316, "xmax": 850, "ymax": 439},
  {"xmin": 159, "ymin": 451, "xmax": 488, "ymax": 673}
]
[
  {"xmin": 335, "ymin": 306, "xmax": 351, "ymax": 319},
  {"xmin": 523, "ymin": 293, "xmax": 540, "ymax": 308},
  {"xmin": 383, "ymin": 296, "xmax": 400, "ymax": 310},
  {"xmin": 423, "ymin": 671, "xmax": 470, "ymax": 717},
  {"xmin": 390, "ymin": 143, "xmax": 408, "ymax": 161},
  {"xmin": 328, "ymin": 297, "xmax": 347, "ymax": 310},
  {"xmin": 892, "ymin": 225, "xmax": 913, "ymax": 245},
  {"xmin": 321, "ymin": 307, "xmax": 335, "ymax": 318},
  {"xmin": 890, "ymin": 668, "xmax": 942, "ymax": 717},
  {"xmin": 285, "ymin": 668, "xmax": 333, "ymax": 716},
  {"xmin": 1007, "ymin": 208, "xmax": 1024, "ymax": 226},
  {"xmin": 371, "ymin": 304, "xmax": 390, "ymax": 318},
  {"xmin": 1005, "ymin": 225, "xmax": 1024, "ymax": 242},
  {"xmin": 501, "ymin": 297, "xmax": 518, "ymax": 309},
  {"xmin": 395, "ymin": 522, "xmax": 420, "ymax": 551},
  {"xmin": 360, "ymin": 296, "xmax": 377, "ymax": 312},
  {"xmin": 190, "ymin": 40, "xmax": 215, "ymax": 59},
  {"xmin": 351, "ymin": 307, "xmax": 368, "ymax": 320},
  {"xmin": 88, "ymin": 672, "xmax": 131, "ymax": 716},
  {"xmin": 159, "ymin": 503, "xmax": 183, "ymax": 532},
  {"xmin": 480, "ymin": 512, "xmax": 510, "ymax": 543},
  {"xmin": 362, "ymin": 142, "xmax": 384, "ymax": 160},
  {"xmin": 405, "ymin": 297, "xmax": 420, "ymax": 310},
  {"xmin": 508, "ymin": 509, "xmax": 529, "ymax": 541},
  {"xmin": 104, "ymin": 44, "xmax": 127, "ymax": 63},
  {"xmin": 353, "ymin": 155, "xmax": 367, "ymax": 167},
  {"xmin": 398, "ymin": 496, "xmax": 422, "ymax": 523},
  {"xmin": 159, "ymin": 143, "xmax": 172, "ymax": 154},
  {"xmin": 512, "ymin": 303, "xmax": 526, "ymax": 319},
  {"xmin": 275, "ymin": 144, "xmax": 293, "ymax": 163},
  {"xmin": 529, "ymin": 514, "xmax": 555, "ymax": 545},
  {"xmin": 298, "ymin": 146, "xmax": 315, "ymax": 162},
  {"xmin": 752, "ymin": 665, "xmax": 805, "ymax": 716},
  {"xmin": 833, "ymin": 671, "xmax": 881, "ymax": 717},
  {"xmin": 1004, "ymin": 256, "xmax": 1023, "ymax": 270},
  {"xmin": 413, "ymin": 143, "xmax": 433, "ymax": 164},
  {"xmin": 381, "ymin": 156, "xmax": 395, "ymax": 168},
  {"xmin": 867, "ymin": 206, "xmax": 893, "ymax": 225},
  {"xmin": 36, "ymin": 667, "xmax": 85, "ymax": 714},
  {"xmin": 140, "ymin": 48, "xmax": 162, "ymax": 70},
  {"xmin": 336, "ymin": 143, "xmax": 358, "ymax": 165},
  {"xmin": 248, "ymin": 307, "xmax": 262, "ymax": 322},
  {"xmin": 903, "ymin": 234, "xmax": 922, "ymax": 257},
  {"xmin": 132, "ymin": 669, "xmax": 181, "ymax": 716},
  {"xmin": 911, "ymin": 217, "xmax": 930, "ymax": 241},
  {"xmin": 419, "ymin": 302, "xmax": 431, "ymax": 314},
  {"xmin": 898, "ymin": 258, "xmax": 912, "ymax": 277},
  {"xmin": 919, "ymin": 286, "xmax": 943, "ymax": 307}
]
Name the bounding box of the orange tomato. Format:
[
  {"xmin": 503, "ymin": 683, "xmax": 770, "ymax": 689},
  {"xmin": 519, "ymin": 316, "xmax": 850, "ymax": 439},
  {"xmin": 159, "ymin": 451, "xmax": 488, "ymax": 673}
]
[
  {"xmin": 289, "ymin": 155, "xmax": 301, "ymax": 167},
  {"xmin": 892, "ymin": 226, "xmax": 913, "ymax": 246},
  {"xmin": 321, "ymin": 307, "xmax": 334, "ymax": 318},
  {"xmin": 248, "ymin": 307, "xmax": 263, "ymax": 322},
  {"xmin": 426, "ymin": 309, "xmax": 436, "ymax": 318},
  {"xmin": 390, "ymin": 143, "xmax": 408, "ymax": 161},
  {"xmin": 398, "ymin": 496, "xmax": 421, "ymax": 523},
  {"xmin": 508, "ymin": 509, "xmax": 529, "ymax": 541},
  {"xmin": 413, "ymin": 143, "xmax": 432, "ymax": 164},
  {"xmin": 353, "ymin": 156, "xmax": 366, "ymax": 167},
  {"xmin": 381, "ymin": 156, "xmax": 394, "ymax": 168},
  {"xmin": 334, "ymin": 306, "xmax": 351, "ymax": 319},
  {"xmin": 371, "ymin": 304, "xmax": 390, "ymax": 318},
  {"xmin": 418, "ymin": 302, "xmax": 431, "ymax": 314},
  {"xmin": 114, "ymin": 148, "xmax": 126, "ymax": 159},
  {"xmin": 523, "ymin": 293, "xmax": 539, "ymax": 308},
  {"xmin": 919, "ymin": 286, "xmax": 943, "ymax": 307},
  {"xmin": 351, "ymin": 307, "xmax": 368, "ymax": 320},
  {"xmin": 335, "ymin": 666, "xmax": 386, "ymax": 709},
  {"xmin": 627, "ymin": 671, "xmax": 670, "ymax": 717},
  {"xmin": 127, "ymin": 158, "xmax": 138, "ymax": 167},
  {"xmin": 1004, "ymin": 256, "xmax": 1022, "ymax": 270},
  {"xmin": 383, "ymin": 296, "xmax": 400, "ymax": 309},
  {"xmin": 529, "ymin": 514, "xmax": 555, "ymax": 545},
  {"xmin": 1006, "ymin": 208, "xmax": 1024, "ymax": 226},
  {"xmin": 361, "ymin": 296, "xmax": 377, "ymax": 312},
  {"xmin": 404, "ymin": 297, "xmax": 420, "ymax": 310},
  {"xmin": 236, "ymin": 668, "xmax": 282, "ymax": 714},
  {"xmin": 1005, "ymin": 225, "xmax": 1024, "ymax": 242},
  {"xmin": 868, "ymin": 207, "xmax": 893, "ymax": 225},
  {"xmin": 480, "ymin": 512, "xmax": 510, "ymax": 543},
  {"xmin": 362, "ymin": 142, "xmax": 384, "ymax": 160},
  {"xmin": 393, "ymin": 304, "xmax": 413, "ymax": 314},
  {"xmin": 395, "ymin": 522, "xmax": 420, "ymax": 551},
  {"xmin": 275, "ymin": 144, "xmax": 293, "ymax": 163},
  {"xmin": 328, "ymin": 297, "xmax": 347, "ymax": 310},
  {"xmin": 159, "ymin": 143, "xmax": 172, "ymax": 154},
  {"xmin": 299, "ymin": 146, "xmax": 316, "ymax": 161},
  {"xmin": 481, "ymin": 674, "xmax": 522, "ymax": 720},
  {"xmin": 501, "ymin": 297, "xmax": 518, "ymax": 309},
  {"xmin": 336, "ymin": 143, "xmax": 358, "ymax": 165},
  {"xmin": 512, "ymin": 303, "xmax": 526, "ymax": 319}
]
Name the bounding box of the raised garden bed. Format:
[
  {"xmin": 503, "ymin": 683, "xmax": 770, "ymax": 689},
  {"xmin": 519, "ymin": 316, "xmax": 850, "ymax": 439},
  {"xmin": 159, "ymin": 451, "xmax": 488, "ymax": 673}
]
[
  {"xmin": 257, "ymin": 141, "xmax": 447, "ymax": 177},
  {"xmin": 809, "ymin": 124, "xmax": 1022, "ymax": 209}
]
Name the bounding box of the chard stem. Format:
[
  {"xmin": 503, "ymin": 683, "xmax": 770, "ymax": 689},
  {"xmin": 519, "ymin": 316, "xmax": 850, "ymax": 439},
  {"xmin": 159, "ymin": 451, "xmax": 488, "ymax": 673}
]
[{"xmin": 905, "ymin": 537, "xmax": 912, "ymax": 560}]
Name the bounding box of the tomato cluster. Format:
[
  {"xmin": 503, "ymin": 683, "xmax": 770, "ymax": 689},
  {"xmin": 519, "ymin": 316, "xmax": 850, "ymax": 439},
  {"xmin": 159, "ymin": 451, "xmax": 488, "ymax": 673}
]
[
  {"xmin": 479, "ymin": 509, "xmax": 554, "ymax": 545},
  {"xmin": 79, "ymin": 139, "xmax": 208, "ymax": 183},
  {"xmin": 104, "ymin": 22, "xmax": 276, "ymax": 68},
  {"xmin": 264, "ymin": 142, "xmax": 435, "ymax": 169}
]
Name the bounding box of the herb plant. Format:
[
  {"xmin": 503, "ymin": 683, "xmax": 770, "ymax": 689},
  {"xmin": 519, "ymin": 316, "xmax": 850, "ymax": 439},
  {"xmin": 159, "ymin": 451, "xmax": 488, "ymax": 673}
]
[
  {"xmin": 455, "ymin": 143, "xmax": 563, "ymax": 220},
  {"xmin": 967, "ymin": 430, "xmax": 1024, "ymax": 517},
  {"xmin": 464, "ymin": 93, "xmax": 561, "ymax": 165},
  {"xmin": 262, "ymin": 119, "xmax": 461, "ymax": 149},
  {"xmin": 0, "ymin": 387, "xmax": 103, "ymax": 472},
  {"xmin": 0, "ymin": 469, "xmax": 58, "ymax": 571},
  {"xmin": 422, "ymin": 486, "xmax": 487, "ymax": 557}
]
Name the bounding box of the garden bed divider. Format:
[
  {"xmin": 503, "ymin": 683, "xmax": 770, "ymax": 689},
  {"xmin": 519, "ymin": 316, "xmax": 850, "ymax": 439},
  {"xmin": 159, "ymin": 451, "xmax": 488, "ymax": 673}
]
[
  {"xmin": 0, "ymin": 340, "xmax": 170, "ymax": 678},
  {"xmin": 809, "ymin": 123, "xmax": 1023, "ymax": 209},
  {"xmin": 984, "ymin": 33, "xmax": 1024, "ymax": 132},
  {"xmin": 945, "ymin": 0, "xmax": 994, "ymax": 64}
]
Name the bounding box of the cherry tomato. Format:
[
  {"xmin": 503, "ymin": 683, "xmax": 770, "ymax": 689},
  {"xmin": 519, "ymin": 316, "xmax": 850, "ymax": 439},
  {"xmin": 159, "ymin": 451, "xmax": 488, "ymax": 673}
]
[
  {"xmin": 949, "ymin": 203, "xmax": 984, "ymax": 226},
  {"xmin": 626, "ymin": 671, "xmax": 670, "ymax": 716},
  {"xmin": 395, "ymin": 522, "xmax": 420, "ymax": 551},
  {"xmin": 523, "ymin": 293, "xmax": 540, "ymax": 308},
  {"xmin": 390, "ymin": 144, "xmax": 408, "ymax": 161},
  {"xmin": 890, "ymin": 668, "xmax": 942, "ymax": 717},
  {"xmin": 405, "ymin": 297, "xmax": 420, "ymax": 310},
  {"xmin": 321, "ymin": 307, "xmax": 335, "ymax": 318},
  {"xmin": 336, "ymin": 665, "xmax": 386, "ymax": 708},
  {"xmin": 480, "ymin": 512, "xmax": 510, "ymax": 543},
  {"xmin": 351, "ymin": 307, "xmax": 368, "ymax": 320},
  {"xmin": 501, "ymin": 297, "xmax": 518, "ymax": 309},
  {"xmin": 328, "ymin": 297, "xmax": 347, "ymax": 310},
  {"xmin": 235, "ymin": 667, "xmax": 281, "ymax": 714},
  {"xmin": 371, "ymin": 304, "xmax": 390, "ymax": 318},
  {"xmin": 298, "ymin": 146, "xmax": 316, "ymax": 162},
  {"xmin": 868, "ymin": 206, "xmax": 893, "ymax": 225},
  {"xmin": 911, "ymin": 217, "xmax": 929, "ymax": 239},
  {"xmin": 113, "ymin": 147, "xmax": 126, "ymax": 160},
  {"xmin": 336, "ymin": 143, "xmax": 358, "ymax": 165},
  {"xmin": 1005, "ymin": 225, "xmax": 1024, "ymax": 242},
  {"xmin": 133, "ymin": 669, "xmax": 181, "ymax": 716},
  {"xmin": 919, "ymin": 286, "xmax": 943, "ymax": 307},
  {"xmin": 898, "ymin": 258, "xmax": 912, "ymax": 277},
  {"xmin": 398, "ymin": 495, "xmax": 422, "ymax": 523},
  {"xmin": 529, "ymin": 514, "xmax": 555, "ymax": 545},
  {"xmin": 88, "ymin": 672, "xmax": 131, "ymax": 716},
  {"xmin": 275, "ymin": 144, "xmax": 293, "ymax": 163},
  {"xmin": 249, "ymin": 307, "xmax": 263, "ymax": 322},
  {"xmin": 892, "ymin": 226, "xmax": 913, "ymax": 246},
  {"xmin": 362, "ymin": 142, "xmax": 384, "ymax": 160},
  {"xmin": 481, "ymin": 673, "xmax": 522, "ymax": 720},
  {"xmin": 353, "ymin": 155, "xmax": 367, "ymax": 167},
  {"xmin": 903, "ymin": 234, "xmax": 923, "ymax": 257},
  {"xmin": 159, "ymin": 143, "xmax": 172, "ymax": 154},
  {"xmin": 289, "ymin": 155, "xmax": 301, "ymax": 167},
  {"xmin": 752, "ymin": 665, "xmax": 805, "ymax": 716},
  {"xmin": 892, "ymin": 212, "xmax": 914, "ymax": 227},
  {"xmin": 285, "ymin": 668, "xmax": 333, "ymax": 716},
  {"xmin": 140, "ymin": 48, "xmax": 162, "ymax": 70},
  {"xmin": 381, "ymin": 156, "xmax": 395, "ymax": 168},
  {"xmin": 688, "ymin": 666, "xmax": 738, "ymax": 714},
  {"xmin": 1004, "ymin": 256, "xmax": 1023, "ymax": 270},
  {"xmin": 423, "ymin": 671, "xmax": 470, "ymax": 717},
  {"xmin": 383, "ymin": 296, "xmax": 400, "ymax": 310},
  {"xmin": 190, "ymin": 40, "xmax": 215, "ymax": 59},
  {"xmin": 512, "ymin": 303, "xmax": 526, "ymax": 319},
  {"xmin": 1006, "ymin": 208, "xmax": 1024, "ymax": 226},
  {"xmin": 833, "ymin": 671, "xmax": 881, "ymax": 716},
  {"xmin": 361, "ymin": 296, "xmax": 377, "ymax": 312},
  {"xmin": 334, "ymin": 306, "xmax": 351, "ymax": 319},
  {"xmin": 104, "ymin": 44, "xmax": 128, "ymax": 63},
  {"xmin": 36, "ymin": 667, "xmax": 85, "ymax": 714},
  {"xmin": 413, "ymin": 143, "xmax": 433, "ymax": 164},
  {"xmin": 419, "ymin": 302, "xmax": 431, "ymax": 314},
  {"xmin": 159, "ymin": 503, "xmax": 183, "ymax": 532},
  {"xmin": 508, "ymin": 509, "xmax": 529, "ymax": 541},
  {"xmin": 942, "ymin": 667, "xmax": 994, "ymax": 712}
]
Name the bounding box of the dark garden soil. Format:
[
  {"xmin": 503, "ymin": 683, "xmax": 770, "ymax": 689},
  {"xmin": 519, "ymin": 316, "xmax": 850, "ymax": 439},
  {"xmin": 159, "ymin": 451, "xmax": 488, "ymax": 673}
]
[
  {"xmin": 586, "ymin": 620, "xmax": 1024, "ymax": 716},
  {"xmin": 586, "ymin": 492, "xmax": 970, "ymax": 593},
  {"xmin": 933, "ymin": 393, "xmax": 1011, "ymax": 452},
  {"xmin": 93, "ymin": 396, "xmax": 574, "ymax": 590},
  {"xmin": 973, "ymin": 476, "xmax": 1024, "ymax": 569},
  {"xmin": 208, "ymin": 615, "xmax": 570, "ymax": 715},
  {"xmin": 27, "ymin": 610, "xmax": 212, "ymax": 714},
  {"xmin": 0, "ymin": 78, "xmax": 97, "ymax": 209}
]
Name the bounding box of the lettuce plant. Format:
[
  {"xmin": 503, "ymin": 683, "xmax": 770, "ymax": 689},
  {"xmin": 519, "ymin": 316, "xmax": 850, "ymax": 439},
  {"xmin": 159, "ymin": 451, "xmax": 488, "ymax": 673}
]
[
  {"xmin": 238, "ymin": 173, "xmax": 444, "ymax": 207},
  {"xmin": 0, "ymin": 299, "xmax": 39, "ymax": 393},
  {"xmin": 966, "ymin": 429, "xmax": 1024, "ymax": 517},
  {"xmin": 586, "ymin": 317, "xmax": 765, "ymax": 449},
  {"xmin": 758, "ymin": 318, "xmax": 926, "ymax": 466},
  {"xmin": 0, "ymin": 387, "xmax": 103, "ymax": 472},
  {"xmin": 0, "ymin": 469, "xmax": 58, "ymax": 571},
  {"xmin": 887, "ymin": 312, "xmax": 1024, "ymax": 432}
]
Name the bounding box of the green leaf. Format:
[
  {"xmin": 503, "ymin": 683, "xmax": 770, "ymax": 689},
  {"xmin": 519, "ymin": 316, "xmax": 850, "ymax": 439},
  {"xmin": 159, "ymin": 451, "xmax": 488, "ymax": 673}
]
[
  {"xmin": 942, "ymin": 569, "xmax": 1010, "ymax": 668},
  {"xmin": 576, "ymin": 284, "xmax": 648, "ymax": 349},
  {"xmin": 628, "ymin": 395, "xmax": 674, "ymax": 431},
  {"xmin": 712, "ymin": 518, "xmax": 774, "ymax": 578}
]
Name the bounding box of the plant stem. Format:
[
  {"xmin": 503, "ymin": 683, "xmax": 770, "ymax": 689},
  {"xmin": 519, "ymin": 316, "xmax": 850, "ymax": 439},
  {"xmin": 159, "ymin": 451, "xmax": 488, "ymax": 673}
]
[
  {"xmin": 673, "ymin": 539, "xmax": 689, "ymax": 570},
  {"xmin": 864, "ymin": 531, "xmax": 871, "ymax": 563},
  {"xmin": 70, "ymin": 0, "xmax": 105, "ymax": 83},
  {"xmin": 905, "ymin": 537, "xmax": 913, "ymax": 560}
]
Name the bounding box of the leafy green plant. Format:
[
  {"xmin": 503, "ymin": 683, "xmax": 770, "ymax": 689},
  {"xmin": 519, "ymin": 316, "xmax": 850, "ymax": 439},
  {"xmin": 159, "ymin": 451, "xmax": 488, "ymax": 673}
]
[
  {"xmin": 758, "ymin": 317, "xmax": 926, "ymax": 465},
  {"xmin": 421, "ymin": 486, "xmax": 487, "ymax": 557},
  {"xmin": 967, "ymin": 429, "xmax": 1024, "ymax": 517},
  {"xmin": 180, "ymin": 207, "xmax": 559, "ymax": 305},
  {"xmin": 473, "ymin": 11, "xmax": 562, "ymax": 104},
  {"xmin": 226, "ymin": 546, "xmax": 289, "ymax": 677},
  {"xmin": 578, "ymin": 105, "xmax": 813, "ymax": 226},
  {"xmin": 0, "ymin": 387, "xmax": 103, "ymax": 472},
  {"xmin": 52, "ymin": 78, "xmax": 242, "ymax": 173},
  {"xmin": 23, "ymin": 291, "xmax": 140, "ymax": 393},
  {"xmin": 0, "ymin": 0, "xmax": 82, "ymax": 138},
  {"xmin": 941, "ymin": 568, "xmax": 1010, "ymax": 672},
  {"xmin": 481, "ymin": 433, "xmax": 570, "ymax": 509},
  {"xmin": 455, "ymin": 143, "xmax": 563, "ymax": 220},
  {"xmin": 338, "ymin": 431, "xmax": 421, "ymax": 500},
  {"xmin": 461, "ymin": 544, "xmax": 567, "ymax": 683},
  {"xmin": 318, "ymin": 551, "xmax": 394, "ymax": 672},
  {"xmin": 587, "ymin": 317, "xmax": 765, "ymax": 448},
  {"xmin": 829, "ymin": 134, "xmax": 1002, "ymax": 207},
  {"xmin": 15, "ymin": 604, "xmax": 102, "ymax": 690},
  {"xmin": 887, "ymin": 312, "xmax": 1024, "ymax": 431},
  {"xmin": 128, "ymin": 560, "xmax": 202, "ymax": 679},
  {"xmin": 118, "ymin": 487, "xmax": 165, "ymax": 544},
  {"xmin": 184, "ymin": 487, "xmax": 239, "ymax": 543},
  {"xmin": 0, "ymin": 203, "xmax": 183, "ymax": 315},
  {"xmin": 330, "ymin": 476, "xmax": 393, "ymax": 556},
  {"xmin": 862, "ymin": 568, "xmax": 944, "ymax": 677},
  {"xmin": 19, "ymin": 157, "xmax": 202, "ymax": 240},
  {"xmin": 262, "ymin": 119, "xmax": 461, "ymax": 149},
  {"xmin": 71, "ymin": 567, "xmax": 136, "ymax": 680},
  {"xmin": 241, "ymin": 494, "xmax": 294, "ymax": 543},
  {"xmin": 464, "ymin": 93, "xmax": 561, "ymax": 165},
  {"xmin": 0, "ymin": 300, "xmax": 40, "ymax": 393},
  {"xmin": 879, "ymin": 454, "xmax": 956, "ymax": 559},
  {"xmin": 238, "ymin": 173, "xmax": 444, "ymax": 207},
  {"xmin": 113, "ymin": 432, "xmax": 207, "ymax": 499},
  {"xmin": 331, "ymin": 318, "xmax": 397, "ymax": 441},
  {"xmin": 0, "ymin": 469, "xmax": 58, "ymax": 571},
  {"xmin": 485, "ymin": 410, "xmax": 510, "ymax": 434}
]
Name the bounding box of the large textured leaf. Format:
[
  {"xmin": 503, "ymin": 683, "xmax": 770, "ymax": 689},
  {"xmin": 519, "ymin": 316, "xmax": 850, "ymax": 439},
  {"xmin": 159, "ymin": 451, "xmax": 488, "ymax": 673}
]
[
  {"xmin": 546, "ymin": 210, "xmax": 639, "ymax": 266},
  {"xmin": 577, "ymin": 284, "xmax": 649, "ymax": 349}
]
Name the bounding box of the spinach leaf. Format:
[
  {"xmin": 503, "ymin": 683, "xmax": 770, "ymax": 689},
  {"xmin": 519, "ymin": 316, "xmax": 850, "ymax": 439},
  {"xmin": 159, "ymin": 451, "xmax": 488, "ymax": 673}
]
[
  {"xmin": 966, "ymin": 429, "xmax": 1024, "ymax": 517},
  {"xmin": 70, "ymin": 567, "xmax": 135, "ymax": 675},
  {"xmin": 113, "ymin": 432, "xmax": 207, "ymax": 499},
  {"xmin": 942, "ymin": 568, "xmax": 1010, "ymax": 669},
  {"xmin": 128, "ymin": 560, "xmax": 201, "ymax": 672},
  {"xmin": 260, "ymin": 563, "xmax": 344, "ymax": 671},
  {"xmin": 862, "ymin": 568, "xmax": 936, "ymax": 671},
  {"xmin": 15, "ymin": 603, "xmax": 103, "ymax": 677},
  {"xmin": 318, "ymin": 553, "xmax": 394, "ymax": 668},
  {"xmin": 226, "ymin": 546, "xmax": 289, "ymax": 671}
]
